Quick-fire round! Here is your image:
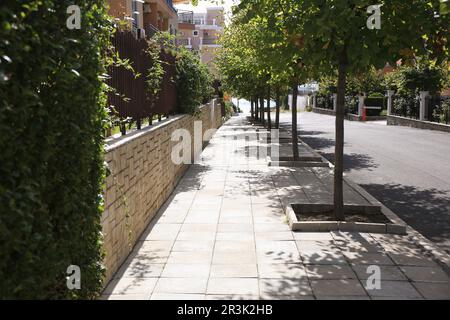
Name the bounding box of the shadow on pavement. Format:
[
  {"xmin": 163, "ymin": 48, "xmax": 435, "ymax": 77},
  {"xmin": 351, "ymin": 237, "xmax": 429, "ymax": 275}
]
[{"xmin": 361, "ymin": 183, "xmax": 450, "ymax": 253}]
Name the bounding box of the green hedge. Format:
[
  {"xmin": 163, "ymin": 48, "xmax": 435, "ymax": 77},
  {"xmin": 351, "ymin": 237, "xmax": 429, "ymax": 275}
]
[
  {"xmin": 0, "ymin": 1, "xmax": 111, "ymax": 299},
  {"xmin": 175, "ymin": 48, "xmax": 213, "ymax": 114}
]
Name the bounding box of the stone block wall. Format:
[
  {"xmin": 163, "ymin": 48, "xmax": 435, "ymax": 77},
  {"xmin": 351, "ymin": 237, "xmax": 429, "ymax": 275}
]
[
  {"xmin": 387, "ymin": 115, "xmax": 450, "ymax": 133},
  {"xmin": 101, "ymin": 100, "xmax": 222, "ymax": 283}
]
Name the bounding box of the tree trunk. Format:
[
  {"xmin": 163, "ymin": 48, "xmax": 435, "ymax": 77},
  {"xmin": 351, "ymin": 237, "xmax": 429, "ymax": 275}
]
[
  {"xmin": 275, "ymin": 88, "xmax": 280, "ymax": 129},
  {"xmin": 284, "ymin": 93, "xmax": 290, "ymax": 111},
  {"xmin": 291, "ymin": 83, "xmax": 299, "ymax": 161},
  {"xmin": 250, "ymin": 99, "xmax": 254, "ymax": 118},
  {"xmin": 267, "ymin": 86, "xmax": 271, "ymax": 130},
  {"xmin": 334, "ymin": 56, "xmax": 348, "ymax": 221},
  {"xmin": 260, "ymin": 96, "xmax": 265, "ymax": 126},
  {"xmin": 254, "ymin": 97, "xmax": 259, "ymax": 120}
]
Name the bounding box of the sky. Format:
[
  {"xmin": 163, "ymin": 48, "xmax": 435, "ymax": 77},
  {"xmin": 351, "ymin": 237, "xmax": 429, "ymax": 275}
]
[{"xmin": 175, "ymin": 0, "xmax": 239, "ymax": 22}]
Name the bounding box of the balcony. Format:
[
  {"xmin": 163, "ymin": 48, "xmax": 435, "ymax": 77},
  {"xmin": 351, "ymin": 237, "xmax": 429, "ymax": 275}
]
[
  {"xmin": 193, "ymin": 18, "xmax": 222, "ymax": 30},
  {"xmin": 178, "ymin": 10, "xmax": 193, "ymax": 24}
]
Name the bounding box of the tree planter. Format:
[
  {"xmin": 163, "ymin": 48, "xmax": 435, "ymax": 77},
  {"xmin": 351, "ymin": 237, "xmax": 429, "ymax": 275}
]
[{"xmin": 285, "ymin": 203, "xmax": 407, "ymax": 235}]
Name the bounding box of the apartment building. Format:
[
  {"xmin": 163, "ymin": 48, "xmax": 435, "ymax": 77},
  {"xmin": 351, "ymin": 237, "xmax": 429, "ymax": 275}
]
[
  {"xmin": 176, "ymin": 5, "xmax": 224, "ymax": 74},
  {"xmin": 107, "ymin": 0, "xmax": 178, "ymax": 38}
]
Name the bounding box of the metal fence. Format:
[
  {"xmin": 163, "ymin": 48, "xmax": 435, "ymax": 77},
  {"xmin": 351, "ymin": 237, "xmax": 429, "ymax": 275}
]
[
  {"xmin": 345, "ymin": 96, "xmax": 358, "ymax": 115},
  {"xmin": 108, "ymin": 31, "xmax": 177, "ymax": 133},
  {"xmin": 316, "ymin": 94, "xmax": 334, "ymax": 110},
  {"xmin": 392, "ymin": 94, "xmax": 420, "ymax": 119},
  {"xmin": 427, "ymin": 95, "xmax": 450, "ymax": 125}
]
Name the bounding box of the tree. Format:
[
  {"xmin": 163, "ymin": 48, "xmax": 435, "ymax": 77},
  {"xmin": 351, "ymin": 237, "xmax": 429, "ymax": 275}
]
[
  {"xmin": 219, "ymin": 3, "xmax": 308, "ymax": 159},
  {"xmin": 238, "ymin": 0, "xmax": 449, "ymax": 220}
]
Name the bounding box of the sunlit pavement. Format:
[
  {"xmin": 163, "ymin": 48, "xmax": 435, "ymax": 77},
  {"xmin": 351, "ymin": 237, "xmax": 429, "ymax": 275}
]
[{"xmin": 103, "ymin": 114, "xmax": 450, "ymax": 300}]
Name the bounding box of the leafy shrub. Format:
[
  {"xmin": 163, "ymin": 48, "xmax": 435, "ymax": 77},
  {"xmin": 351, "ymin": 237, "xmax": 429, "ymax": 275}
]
[
  {"xmin": 316, "ymin": 94, "xmax": 333, "ymax": 110},
  {"xmin": 393, "ymin": 94, "xmax": 420, "ymax": 118},
  {"xmin": 432, "ymin": 97, "xmax": 450, "ymax": 124},
  {"xmin": 0, "ymin": 1, "xmax": 111, "ymax": 298},
  {"xmin": 175, "ymin": 49, "xmax": 213, "ymax": 115},
  {"xmin": 224, "ymin": 101, "xmax": 235, "ymax": 118},
  {"xmin": 384, "ymin": 59, "xmax": 447, "ymax": 95},
  {"xmin": 346, "ymin": 67, "xmax": 385, "ymax": 95}
]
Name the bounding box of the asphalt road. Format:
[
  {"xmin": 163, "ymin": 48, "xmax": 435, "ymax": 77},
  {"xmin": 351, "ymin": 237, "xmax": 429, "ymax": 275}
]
[{"xmin": 275, "ymin": 111, "xmax": 450, "ymax": 253}]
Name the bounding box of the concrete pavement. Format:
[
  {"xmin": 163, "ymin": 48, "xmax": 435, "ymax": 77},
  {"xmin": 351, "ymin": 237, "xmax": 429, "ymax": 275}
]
[{"xmin": 103, "ymin": 114, "xmax": 450, "ymax": 300}]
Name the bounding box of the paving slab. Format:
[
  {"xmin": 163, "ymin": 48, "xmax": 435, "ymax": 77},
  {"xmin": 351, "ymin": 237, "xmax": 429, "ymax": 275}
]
[
  {"xmin": 365, "ymin": 280, "xmax": 422, "ymax": 299},
  {"xmin": 305, "ymin": 265, "xmax": 357, "ymax": 280},
  {"xmin": 412, "ymin": 282, "xmax": 450, "ymax": 300},
  {"xmin": 104, "ymin": 114, "xmax": 450, "ymax": 300},
  {"xmin": 207, "ymin": 278, "xmax": 259, "ymax": 295},
  {"xmin": 310, "ymin": 279, "xmax": 367, "ymax": 297},
  {"xmin": 259, "ymin": 279, "xmax": 313, "ymax": 297},
  {"xmin": 400, "ymin": 266, "xmax": 450, "ymax": 283},
  {"xmin": 210, "ymin": 264, "xmax": 258, "ymax": 278}
]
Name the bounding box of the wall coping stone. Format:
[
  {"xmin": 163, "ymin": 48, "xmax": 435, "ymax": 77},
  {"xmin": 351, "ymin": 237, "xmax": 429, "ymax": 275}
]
[{"xmin": 105, "ymin": 103, "xmax": 211, "ymax": 152}]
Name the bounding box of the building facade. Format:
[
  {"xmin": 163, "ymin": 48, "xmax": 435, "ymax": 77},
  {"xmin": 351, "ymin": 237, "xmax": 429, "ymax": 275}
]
[
  {"xmin": 176, "ymin": 5, "xmax": 224, "ymax": 74},
  {"xmin": 107, "ymin": 0, "xmax": 178, "ymax": 38}
]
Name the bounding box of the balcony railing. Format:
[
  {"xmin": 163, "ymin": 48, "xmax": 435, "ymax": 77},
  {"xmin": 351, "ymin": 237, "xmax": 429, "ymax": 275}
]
[
  {"xmin": 178, "ymin": 10, "xmax": 193, "ymax": 24},
  {"xmin": 144, "ymin": 23, "xmax": 159, "ymax": 38},
  {"xmin": 194, "ymin": 19, "xmax": 222, "ymax": 27}
]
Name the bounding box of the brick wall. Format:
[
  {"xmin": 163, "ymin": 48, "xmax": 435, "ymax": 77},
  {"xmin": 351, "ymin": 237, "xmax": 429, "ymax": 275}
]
[{"xmin": 101, "ymin": 100, "xmax": 222, "ymax": 284}]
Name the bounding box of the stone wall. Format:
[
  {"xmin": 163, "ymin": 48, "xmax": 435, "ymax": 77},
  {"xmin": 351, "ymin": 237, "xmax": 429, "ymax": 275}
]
[
  {"xmin": 312, "ymin": 107, "xmax": 335, "ymax": 116},
  {"xmin": 101, "ymin": 100, "xmax": 222, "ymax": 284},
  {"xmin": 387, "ymin": 115, "xmax": 450, "ymax": 133},
  {"xmin": 313, "ymin": 108, "xmax": 386, "ymax": 122}
]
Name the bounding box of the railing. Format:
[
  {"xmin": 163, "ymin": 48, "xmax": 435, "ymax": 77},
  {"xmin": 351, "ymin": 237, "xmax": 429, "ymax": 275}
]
[
  {"xmin": 144, "ymin": 23, "xmax": 159, "ymax": 38},
  {"xmin": 316, "ymin": 94, "xmax": 334, "ymax": 110},
  {"xmin": 178, "ymin": 10, "xmax": 194, "ymax": 24},
  {"xmin": 427, "ymin": 95, "xmax": 450, "ymax": 124},
  {"xmin": 392, "ymin": 94, "xmax": 420, "ymax": 119},
  {"xmin": 345, "ymin": 96, "xmax": 358, "ymax": 115},
  {"xmin": 194, "ymin": 19, "xmax": 221, "ymax": 26},
  {"xmin": 108, "ymin": 31, "xmax": 177, "ymax": 134}
]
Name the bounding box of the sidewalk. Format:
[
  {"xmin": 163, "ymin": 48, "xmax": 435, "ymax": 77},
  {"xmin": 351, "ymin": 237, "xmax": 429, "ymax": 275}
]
[{"xmin": 103, "ymin": 115, "xmax": 450, "ymax": 300}]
